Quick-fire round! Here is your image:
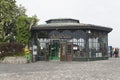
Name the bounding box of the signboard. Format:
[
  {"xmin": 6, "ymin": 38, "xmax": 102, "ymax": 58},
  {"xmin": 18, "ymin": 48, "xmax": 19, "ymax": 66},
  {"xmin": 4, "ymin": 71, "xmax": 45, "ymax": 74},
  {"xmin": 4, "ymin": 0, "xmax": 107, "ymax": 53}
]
[
  {"xmin": 96, "ymin": 53, "xmax": 102, "ymax": 57},
  {"xmin": 73, "ymin": 46, "xmax": 78, "ymax": 50},
  {"xmin": 33, "ymin": 45, "xmax": 37, "ymax": 55}
]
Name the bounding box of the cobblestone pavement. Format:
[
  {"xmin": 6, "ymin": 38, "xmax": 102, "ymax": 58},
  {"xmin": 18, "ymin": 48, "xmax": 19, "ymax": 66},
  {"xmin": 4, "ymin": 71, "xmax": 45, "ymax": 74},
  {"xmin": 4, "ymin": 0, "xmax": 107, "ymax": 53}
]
[{"xmin": 0, "ymin": 58, "xmax": 120, "ymax": 80}]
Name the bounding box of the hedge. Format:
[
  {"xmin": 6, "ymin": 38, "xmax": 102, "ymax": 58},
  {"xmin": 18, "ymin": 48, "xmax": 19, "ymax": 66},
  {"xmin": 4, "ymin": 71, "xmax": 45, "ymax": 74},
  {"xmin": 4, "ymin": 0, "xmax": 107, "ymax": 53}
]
[{"xmin": 0, "ymin": 42, "xmax": 24, "ymax": 59}]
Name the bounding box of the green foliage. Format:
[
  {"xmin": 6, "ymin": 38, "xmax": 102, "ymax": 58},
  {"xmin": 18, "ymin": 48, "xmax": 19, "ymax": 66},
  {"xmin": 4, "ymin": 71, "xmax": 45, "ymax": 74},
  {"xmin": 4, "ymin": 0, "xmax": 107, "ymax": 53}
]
[
  {"xmin": 0, "ymin": 0, "xmax": 38, "ymax": 45},
  {"xmin": 0, "ymin": 0, "xmax": 39, "ymax": 59},
  {"xmin": 16, "ymin": 15, "xmax": 38, "ymax": 45},
  {"xmin": 0, "ymin": 0, "xmax": 18, "ymax": 42},
  {"xmin": 16, "ymin": 16, "xmax": 31, "ymax": 45},
  {"xmin": 16, "ymin": 6, "xmax": 38, "ymax": 46}
]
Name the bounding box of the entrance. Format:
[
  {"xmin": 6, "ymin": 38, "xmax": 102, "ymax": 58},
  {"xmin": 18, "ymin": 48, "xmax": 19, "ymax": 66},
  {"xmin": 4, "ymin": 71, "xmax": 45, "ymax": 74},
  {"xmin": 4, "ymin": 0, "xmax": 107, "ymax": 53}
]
[
  {"xmin": 60, "ymin": 42, "xmax": 73, "ymax": 61},
  {"xmin": 47, "ymin": 40, "xmax": 73, "ymax": 61},
  {"xmin": 49, "ymin": 40, "xmax": 60, "ymax": 60}
]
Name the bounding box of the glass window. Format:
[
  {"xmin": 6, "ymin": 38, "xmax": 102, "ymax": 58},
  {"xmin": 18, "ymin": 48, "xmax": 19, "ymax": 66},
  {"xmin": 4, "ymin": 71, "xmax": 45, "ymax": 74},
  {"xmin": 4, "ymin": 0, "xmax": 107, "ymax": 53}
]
[
  {"xmin": 78, "ymin": 38, "xmax": 85, "ymax": 49},
  {"xmin": 37, "ymin": 38, "xmax": 50, "ymax": 56},
  {"xmin": 89, "ymin": 38, "xmax": 99, "ymax": 51},
  {"xmin": 69, "ymin": 38, "xmax": 85, "ymax": 58},
  {"xmin": 38, "ymin": 38, "xmax": 50, "ymax": 49}
]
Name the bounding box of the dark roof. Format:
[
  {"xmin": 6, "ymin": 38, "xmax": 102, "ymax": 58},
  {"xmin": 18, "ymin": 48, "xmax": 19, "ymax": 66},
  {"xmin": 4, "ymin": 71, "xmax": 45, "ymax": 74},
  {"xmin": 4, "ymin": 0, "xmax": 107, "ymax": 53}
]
[
  {"xmin": 46, "ymin": 18, "xmax": 79, "ymax": 23},
  {"xmin": 31, "ymin": 19, "xmax": 112, "ymax": 33}
]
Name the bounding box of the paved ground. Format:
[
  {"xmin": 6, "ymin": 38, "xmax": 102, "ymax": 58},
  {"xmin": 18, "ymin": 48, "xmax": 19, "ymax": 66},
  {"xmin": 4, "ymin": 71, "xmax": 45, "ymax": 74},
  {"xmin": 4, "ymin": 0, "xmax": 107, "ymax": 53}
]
[{"xmin": 0, "ymin": 58, "xmax": 120, "ymax": 80}]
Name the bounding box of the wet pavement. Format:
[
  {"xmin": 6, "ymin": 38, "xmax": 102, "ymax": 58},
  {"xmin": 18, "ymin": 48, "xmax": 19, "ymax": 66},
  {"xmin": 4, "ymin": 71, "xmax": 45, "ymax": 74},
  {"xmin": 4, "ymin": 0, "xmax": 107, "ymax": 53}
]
[{"xmin": 0, "ymin": 58, "xmax": 120, "ymax": 80}]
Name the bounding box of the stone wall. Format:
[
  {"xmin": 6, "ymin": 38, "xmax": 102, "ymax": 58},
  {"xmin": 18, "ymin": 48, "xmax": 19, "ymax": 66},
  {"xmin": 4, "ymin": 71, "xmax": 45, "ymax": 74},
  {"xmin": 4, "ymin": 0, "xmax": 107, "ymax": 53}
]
[{"xmin": 1, "ymin": 57, "xmax": 27, "ymax": 64}]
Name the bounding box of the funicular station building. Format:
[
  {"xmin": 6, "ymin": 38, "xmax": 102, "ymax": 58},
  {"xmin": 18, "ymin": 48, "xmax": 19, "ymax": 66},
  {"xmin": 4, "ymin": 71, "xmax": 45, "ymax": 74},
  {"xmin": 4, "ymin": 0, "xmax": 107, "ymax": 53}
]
[{"xmin": 30, "ymin": 18, "xmax": 112, "ymax": 61}]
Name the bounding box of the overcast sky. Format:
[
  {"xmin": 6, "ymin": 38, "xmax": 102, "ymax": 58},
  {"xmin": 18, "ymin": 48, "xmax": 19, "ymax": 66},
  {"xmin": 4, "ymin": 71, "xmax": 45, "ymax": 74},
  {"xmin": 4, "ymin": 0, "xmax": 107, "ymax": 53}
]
[{"xmin": 16, "ymin": 0, "xmax": 120, "ymax": 48}]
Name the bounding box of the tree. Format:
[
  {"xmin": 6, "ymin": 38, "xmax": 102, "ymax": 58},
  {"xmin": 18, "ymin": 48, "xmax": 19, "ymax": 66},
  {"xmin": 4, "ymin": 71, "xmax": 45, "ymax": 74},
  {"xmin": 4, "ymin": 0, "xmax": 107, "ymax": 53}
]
[
  {"xmin": 0, "ymin": 0, "xmax": 18, "ymax": 42},
  {"xmin": 0, "ymin": 0, "xmax": 38, "ymax": 59},
  {"xmin": 16, "ymin": 15, "xmax": 38, "ymax": 45},
  {"xmin": 0, "ymin": 0, "xmax": 38, "ymax": 45}
]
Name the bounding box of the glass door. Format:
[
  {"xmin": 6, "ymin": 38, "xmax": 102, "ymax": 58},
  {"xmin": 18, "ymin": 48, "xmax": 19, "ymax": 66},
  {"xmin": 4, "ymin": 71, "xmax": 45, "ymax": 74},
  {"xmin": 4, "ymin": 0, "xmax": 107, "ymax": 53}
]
[{"xmin": 49, "ymin": 40, "xmax": 60, "ymax": 60}]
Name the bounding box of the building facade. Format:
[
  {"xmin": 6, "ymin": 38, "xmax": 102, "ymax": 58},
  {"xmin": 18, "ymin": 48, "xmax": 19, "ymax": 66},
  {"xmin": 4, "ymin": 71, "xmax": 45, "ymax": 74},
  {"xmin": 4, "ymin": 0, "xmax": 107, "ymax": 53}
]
[{"xmin": 30, "ymin": 18, "xmax": 112, "ymax": 61}]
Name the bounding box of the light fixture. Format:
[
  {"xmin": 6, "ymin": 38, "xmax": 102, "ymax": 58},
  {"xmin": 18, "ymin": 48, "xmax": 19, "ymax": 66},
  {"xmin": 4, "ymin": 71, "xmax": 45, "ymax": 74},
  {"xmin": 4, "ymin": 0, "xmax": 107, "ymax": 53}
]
[{"xmin": 87, "ymin": 30, "xmax": 91, "ymax": 34}]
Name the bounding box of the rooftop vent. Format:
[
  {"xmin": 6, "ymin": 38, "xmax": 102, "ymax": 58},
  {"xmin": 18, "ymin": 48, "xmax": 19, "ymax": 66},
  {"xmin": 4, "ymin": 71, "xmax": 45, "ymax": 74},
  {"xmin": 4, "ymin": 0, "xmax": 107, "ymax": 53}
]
[{"xmin": 46, "ymin": 18, "xmax": 80, "ymax": 24}]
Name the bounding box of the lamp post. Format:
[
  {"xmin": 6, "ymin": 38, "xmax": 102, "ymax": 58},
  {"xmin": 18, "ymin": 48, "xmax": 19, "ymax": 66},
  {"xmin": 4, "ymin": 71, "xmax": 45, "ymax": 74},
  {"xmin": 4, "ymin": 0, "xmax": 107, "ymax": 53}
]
[{"xmin": 86, "ymin": 30, "xmax": 91, "ymax": 61}]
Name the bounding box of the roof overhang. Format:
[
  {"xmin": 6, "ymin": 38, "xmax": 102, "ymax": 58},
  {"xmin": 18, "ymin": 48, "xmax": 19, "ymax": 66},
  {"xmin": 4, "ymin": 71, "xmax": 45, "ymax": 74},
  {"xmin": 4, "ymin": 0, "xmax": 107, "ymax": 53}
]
[{"xmin": 31, "ymin": 23, "xmax": 112, "ymax": 33}]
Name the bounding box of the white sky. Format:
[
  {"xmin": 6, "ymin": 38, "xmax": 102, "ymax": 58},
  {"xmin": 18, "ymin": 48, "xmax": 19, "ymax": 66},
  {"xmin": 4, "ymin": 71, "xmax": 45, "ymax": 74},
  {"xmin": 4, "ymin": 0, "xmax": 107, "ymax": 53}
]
[{"xmin": 16, "ymin": 0, "xmax": 120, "ymax": 48}]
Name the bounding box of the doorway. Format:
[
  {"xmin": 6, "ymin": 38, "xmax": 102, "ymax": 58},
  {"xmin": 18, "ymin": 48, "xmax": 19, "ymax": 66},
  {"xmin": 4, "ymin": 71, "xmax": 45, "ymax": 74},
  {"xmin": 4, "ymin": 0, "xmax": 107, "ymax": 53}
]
[
  {"xmin": 47, "ymin": 40, "xmax": 73, "ymax": 61},
  {"xmin": 49, "ymin": 40, "xmax": 60, "ymax": 60}
]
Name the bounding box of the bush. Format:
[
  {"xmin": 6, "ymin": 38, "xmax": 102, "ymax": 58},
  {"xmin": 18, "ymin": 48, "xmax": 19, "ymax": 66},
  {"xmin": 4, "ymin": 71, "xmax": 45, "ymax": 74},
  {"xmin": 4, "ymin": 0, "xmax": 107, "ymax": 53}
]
[{"xmin": 0, "ymin": 42, "xmax": 24, "ymax": 59}]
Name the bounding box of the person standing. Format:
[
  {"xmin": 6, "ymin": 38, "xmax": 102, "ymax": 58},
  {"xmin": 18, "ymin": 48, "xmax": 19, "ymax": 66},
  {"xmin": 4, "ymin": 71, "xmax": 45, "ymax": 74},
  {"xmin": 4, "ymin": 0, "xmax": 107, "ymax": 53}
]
[
  {"xmin": 114, "ymin": 48, "xmax": 119, "ymax": 58},
  {"xmin": 24, "ymin": 48, "xmax": 31, "ymax": 63}
]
